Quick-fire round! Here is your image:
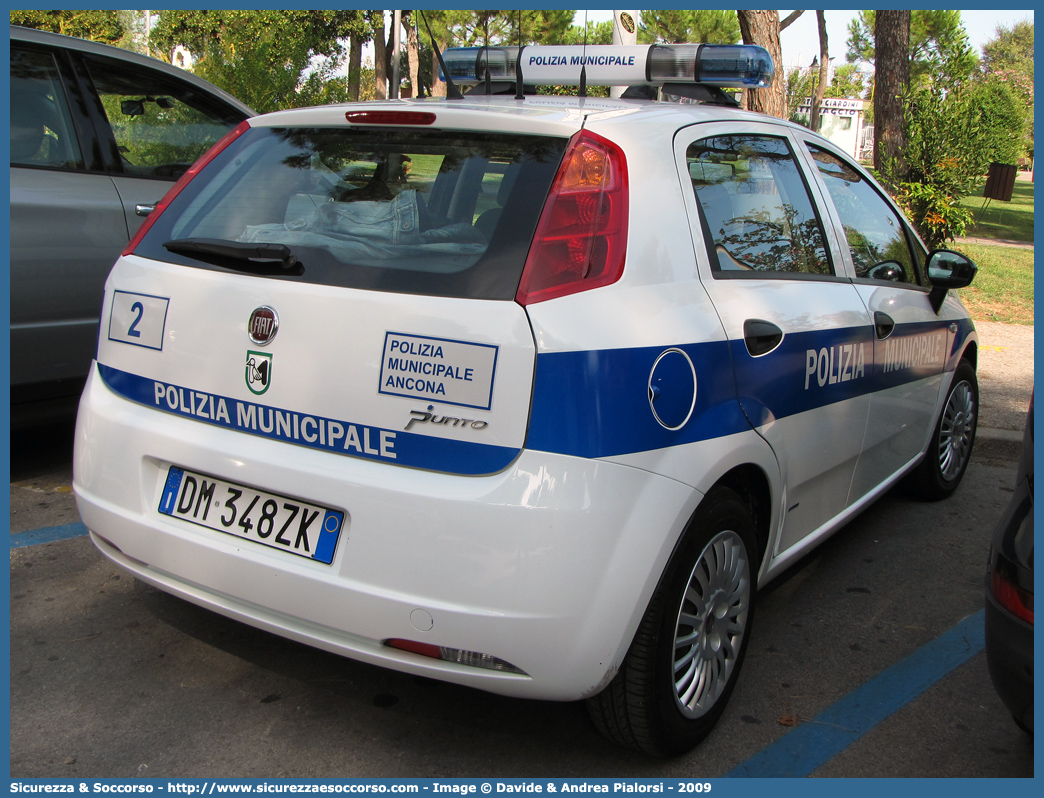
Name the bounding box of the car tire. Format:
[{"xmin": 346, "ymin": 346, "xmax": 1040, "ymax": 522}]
[
  {"xmin": 1012, "ymin": 713, "xmax": 1033, "ymax": 736},
  {"xmin": 906, "ymin": 359, "xmax": 978, "ymax": 501},
  {"xmin": 587, "ymin": 487, "xmax": 757, "ymax": 756}
]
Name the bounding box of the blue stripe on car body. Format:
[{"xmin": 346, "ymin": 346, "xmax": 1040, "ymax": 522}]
[
  {"xmin": 98, "ymin": 364, "xmax": 520, "ymax": 476},
  {"xmin": 98, "ymin": 316, "xmax": 971, "ymax": 472}
]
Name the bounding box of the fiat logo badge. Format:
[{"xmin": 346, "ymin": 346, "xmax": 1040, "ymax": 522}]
[{"xmin": 248, "ymin": 306, "xmax": 279, "ymax": 345}]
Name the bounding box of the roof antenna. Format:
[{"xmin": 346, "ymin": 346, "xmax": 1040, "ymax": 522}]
[
  {"xmin": 515, "ymin": 9, "xmax": 525, "ymax": 99},
  {"xmin": 419, "ymin": 10, "xmax": 463, "ymax": 100},
  {"xmin": 579, "ymin": 11, "xmax": 588, "ymax": 97}
]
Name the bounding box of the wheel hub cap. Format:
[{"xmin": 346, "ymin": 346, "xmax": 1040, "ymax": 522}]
[
  {"xmin": 673, "ymin": 530, "xmax": 750, "ymax": 719},
  {"xmin": 938, "ymin": 380, "xmax": 975, "ymax": 480}
]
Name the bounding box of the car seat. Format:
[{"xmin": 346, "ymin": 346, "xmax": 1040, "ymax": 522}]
[
  {"xmin": 474, "ymin": 164, "xmax": 521, "ymax": 241},
  {"xmin": 10, "ymin": 86, "xmax": 64, "ymax": 166}
]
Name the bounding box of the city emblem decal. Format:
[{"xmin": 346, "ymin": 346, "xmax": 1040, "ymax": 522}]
[{"xmin": 246, "ymin": 350, "xmax": 273, "ymax": 395}]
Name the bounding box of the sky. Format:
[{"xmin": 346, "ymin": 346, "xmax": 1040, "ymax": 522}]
[{"xmin": 573, "ymin": 9, "xmax": 1035, "ymax": 71}]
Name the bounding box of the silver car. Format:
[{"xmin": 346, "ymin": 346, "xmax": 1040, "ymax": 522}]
[{"xmin": 10, "ymin": 25, "xmax": 254, "ymax": 425}]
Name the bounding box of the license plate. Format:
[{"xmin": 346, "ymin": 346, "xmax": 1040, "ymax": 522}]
[{"xmin": 158, "ymin": 466, "xmax": 344, "ymax": 564}]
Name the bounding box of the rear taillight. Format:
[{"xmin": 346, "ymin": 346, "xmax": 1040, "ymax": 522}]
[
  {"xmin": 515, "ymin": 129, "xmax": 628, "ymax": 305},
  {"xmin": 990, "ymin": 569, "xmax": 1034, "ymax": 625},
  {"xmin": 121, "ymin": 119, "xmax": 252, "ymax": 257}
]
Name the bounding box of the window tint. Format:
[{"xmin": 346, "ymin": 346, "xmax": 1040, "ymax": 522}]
[
  {"xmin": 688, "ymin": 135, "xmax": 831, "ymax": 276},
  {"xmin": 807, "ymin": 144, "xmax": 921, "ymax": 285},
  {"xmin": 84, "ymin": 55, "xmax": 244, "ymax": 180},
  {"xmin": 10, "ymin": 48, "xmax": 83, "ymax": 169},
  {"xmin": 135, "ymin": 127, "xmax": 566, "ymax": 300}
]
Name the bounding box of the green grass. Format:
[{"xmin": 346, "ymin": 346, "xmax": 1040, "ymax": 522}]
[
  {"xmin": 960, "ymin": 179, "xmax": 1035, "ymax": 242},
  {"xmin": 952, "ymin": 243, "xmax": 1035, "ymax": 325}
]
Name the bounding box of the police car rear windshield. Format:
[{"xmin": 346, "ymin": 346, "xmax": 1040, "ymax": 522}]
[{"xmin": 135, "ymin": 126, "xmax": 567, "ymax": 300}]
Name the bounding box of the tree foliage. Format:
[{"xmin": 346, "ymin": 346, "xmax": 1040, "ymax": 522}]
[
  {"xmin": 893, "ymin": 67, "xmax": 1024, "ymax": 248},
  {"xmin": 560, "ymin": 20, "xmax": 614, "ymax": 46},
  {"xmin": 981, "ymin": 20, "xmax": 1034, "ymax": 158},
  {"xmin": 846, "ymin": 10, "xmax": 977, "ymax": 88},
  {"xmin": 787, "ymin": 63, "xmax": 868, "ymax": 102},
  {"xmin": 852, "ymin": 9, "xmax": 1004, "ymax": 247},
  {"xmin": 894, "ymin": 84, "xmax": 985, "ymax": 248},
  {"xmin": 442, "ymin": 10, "xmax": 515, "ymax": 47},
  {"xmin": 10, "ymin": 9, "xmax": 124, "ymax": 43},
  {"xmin": 408, "ymin": 10, "xmax": 582, "ymax": 97},
  {"xmin": 831, "ymin": 64, "xmax": 869, "ymax": 101},
  {"xmin": 638, "ymin": 10, "xmax": 739, "ymax": 44},
  {"xmin": 517, "ymin": 10, "xmax": 578, "ymax": 45},
  {"xmin": 149, "ymin": 10, "xmax": 368, "ymax": 113},
  {"xmin": 965, "ymin": 78, "xmax": 1027, "ymax": 167},
  {"xmin": 982, "ymin": 19, "xmax": 1033, "ymax": 87}
]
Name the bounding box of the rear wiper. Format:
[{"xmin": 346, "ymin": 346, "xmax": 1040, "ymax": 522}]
[{"xmin": 163, "ymin": 238, "xmax": 303, "ymax": 276}]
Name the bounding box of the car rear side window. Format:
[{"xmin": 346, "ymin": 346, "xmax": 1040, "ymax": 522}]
[
  {"xmin": 10, "ymin": 48, "xmax": 84, "ymax": 170},
  {"xmin": 134, "ymin": 126, "xmax": 567, "ymax": 300},
  {"xmin": 688, "ymin": 134, "xmax": 832, "ymax": 277}
]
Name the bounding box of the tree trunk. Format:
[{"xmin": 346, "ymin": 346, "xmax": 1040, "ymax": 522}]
[
  {"xmin": 810, "ymin": 11, "xmax": 829, "ymax": 132},
  {"xmin": 737, "ymin": 10, "xmax": 786, "ymax": 118},
  {"xmin": 874, "ymin": 10, "xmax": 910, "ymax": 181},
  {"xmin": 348, "ymin": 32, "xmax": 362, "ymax": 102},
  {"xmin": 431, "ymin": 48, "xmax": 446, "ymax": 97},
  {"xmin": 404, "ymin": 14, "xmax": 420, "ymax": 98},
  {"xmin": 373, "ymin": 14, "xmax": 387, "ymax": 100}
]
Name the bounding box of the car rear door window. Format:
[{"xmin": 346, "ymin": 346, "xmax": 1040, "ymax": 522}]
[
  {"xmin": 83, "ymin": 54, "xmax": 245, "ymax": 180},
  {"xmin": 10, "ymin": 48, "xmax": 84, "ymax": 170},
  {"xmin": 806, "ymin": 144, "xmax": 923, "ymax": 286},
  {"xmin": 688, "ymin": 134, "xmax": 832, "ymax": 277}
]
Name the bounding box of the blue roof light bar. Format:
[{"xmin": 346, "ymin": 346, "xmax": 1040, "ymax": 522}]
[{"xmin": 439, "ymin": 44, "xmax": 774, "ymax": 89}]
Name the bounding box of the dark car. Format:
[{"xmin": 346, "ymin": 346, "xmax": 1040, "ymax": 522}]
[
  {"xmin": 985, "ymin": 395, "xmax": 1034, "ymax": 733},
  {"xmin": 10, "ymin": 26, "xmax": 255, "ymax": 425}
]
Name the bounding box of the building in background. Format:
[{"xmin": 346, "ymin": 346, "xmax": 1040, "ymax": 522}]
[{"xmin": 794, "ymin": 97, "xmax": 871, "ymax": 162}]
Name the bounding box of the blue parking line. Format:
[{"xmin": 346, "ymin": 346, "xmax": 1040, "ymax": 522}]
[
  {"xmin": 725, "ymin": 609, "xmax": 986, "ymax": 777},
  {"xmin": 10, "ymin": 522, "xmax": 89, "ymax": 549}
]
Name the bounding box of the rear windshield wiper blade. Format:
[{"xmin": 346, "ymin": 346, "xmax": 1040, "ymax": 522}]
[{"xmin": 163, "ymin": 238, "xmax": 303, "ymax": 276}]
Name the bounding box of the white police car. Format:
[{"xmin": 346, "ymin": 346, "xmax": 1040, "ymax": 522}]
[{"xmin": 73, "ymin": 44, "xmax": 979, "ymax": 755}]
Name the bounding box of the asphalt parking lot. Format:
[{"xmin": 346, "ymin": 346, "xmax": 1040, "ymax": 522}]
[{"xmin": 8, "ymin": 322, "xmax": 1034, "ymax": 778}]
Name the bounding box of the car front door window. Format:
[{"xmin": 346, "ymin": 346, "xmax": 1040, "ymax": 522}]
[
  {"xmin": 806, "ymin": 144, "xmax": 922, "ymax": 285},
  {"xmin": 84, "ymin": 54, "xmax": 243, "ymax": 180}
]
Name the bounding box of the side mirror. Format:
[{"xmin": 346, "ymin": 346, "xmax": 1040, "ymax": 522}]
[
  {"xmin": 868, "ymin": 261, "xmax": 907, "ymax": 283},
  {"xmin": 926, "ymin": 249, "xmax": 976, "ymax": 314},
  {"xmin": 120, "ymin": 99, "xmax": 146, "ymax": 116}
]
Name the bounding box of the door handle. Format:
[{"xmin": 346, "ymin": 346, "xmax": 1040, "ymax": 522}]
[
  {"xmin": 743, "ymin": 319, "xmax": 783, "ymax": 357},
  {"xmin": 135, "ymin": 203, "xmax": 156, "ymax": 217},
  {"xmin": 874, "ymin": 312, "xmax": 895, "ymax": 340}
]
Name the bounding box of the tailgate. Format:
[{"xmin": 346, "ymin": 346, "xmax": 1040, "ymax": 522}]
[
  {"xmin": 98, "ymin": 115, "xmax": 578, "ymax": 476},
  {"xmin": 97, "ymin": 256, "xmax": 535, "ymax": 475}
]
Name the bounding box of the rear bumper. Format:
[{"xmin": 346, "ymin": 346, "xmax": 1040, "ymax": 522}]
[{"xmin": 74, "ymin": 364, "xmax": 702, "ymax": 700}]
